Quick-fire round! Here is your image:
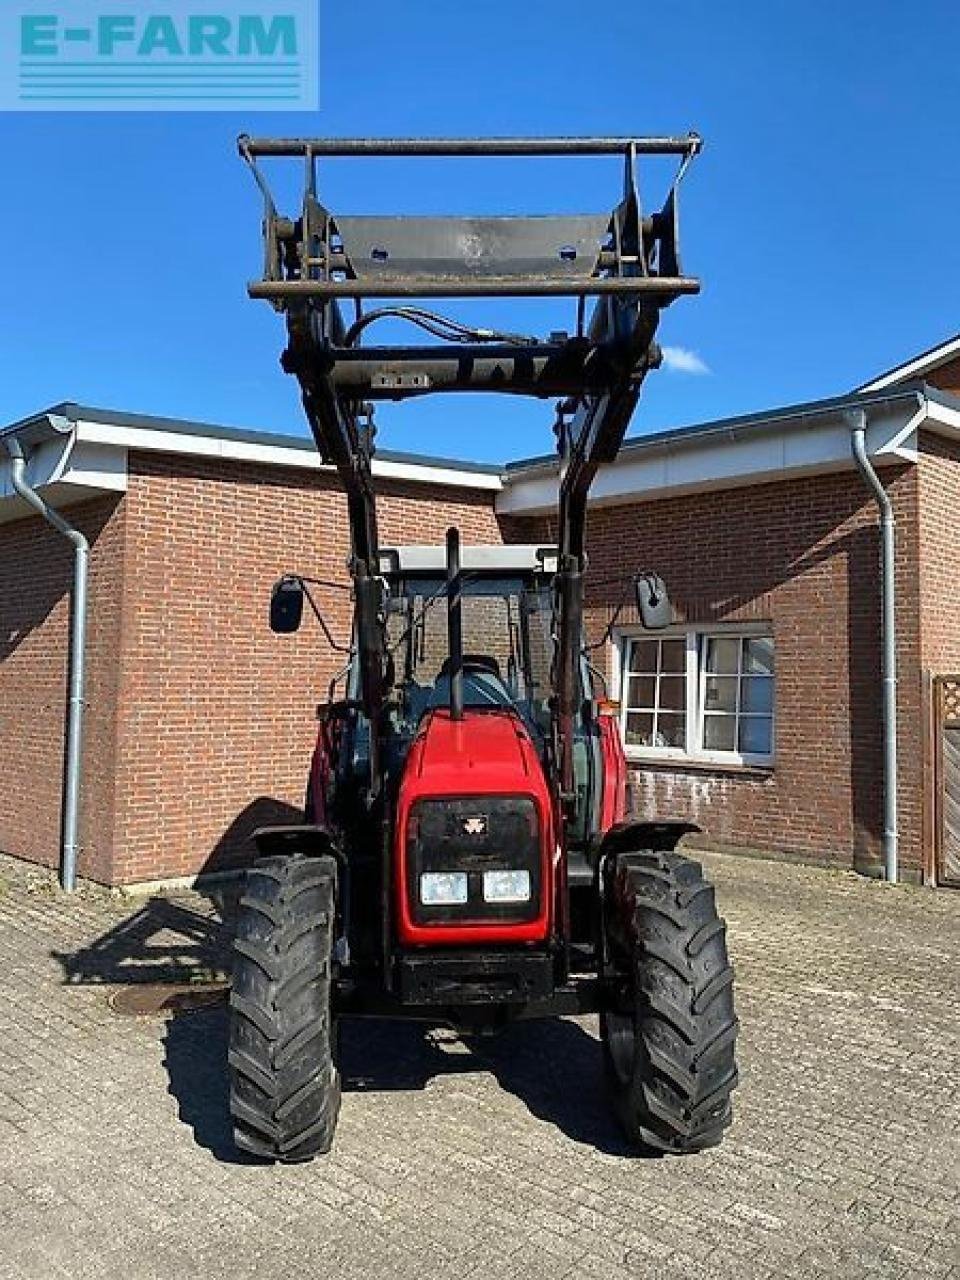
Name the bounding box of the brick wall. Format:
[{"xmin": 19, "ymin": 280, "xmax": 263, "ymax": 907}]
[
  {"xmin": 918, "ymin": 433, "xmax": 960, "ymax": 673},
  {"xmin": 108, "ymin": 452, "xmax": 507, "ymax": 884},
  {"xmin": 916, "ymin": 433, "xmax": 960, "ymax": 879},
  {"xmin": 2, "ymin": 437, "xmax": 948, "ymax": 885},
  {"xmin": 511, "ymin": 466, "xmax": 924, "ymax": 875},
  {"xmin": 0, "ymin": 496, "xmax": 126, "ymax": 883}
]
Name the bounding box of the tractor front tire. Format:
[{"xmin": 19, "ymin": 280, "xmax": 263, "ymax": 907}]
[
  {"xmin": 601, "ymin": 850, "xmax": 738, "ymax": 1155},
  {"xmin": 229, "ymin": 853, "xmax": 340, "ymax": 1161}
]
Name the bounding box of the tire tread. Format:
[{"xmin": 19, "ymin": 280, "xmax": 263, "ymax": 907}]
[
  {"xmin": 602, "ymin": 849, "xmax": 738, "ymax": 1155},
  {"xmin": 228, "ymin": 852, "xmax": 340, "ymax": 1162}
]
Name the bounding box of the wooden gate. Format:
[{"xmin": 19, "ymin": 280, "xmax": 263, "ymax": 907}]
[{"xmin": 934, "ymin": 675, "xmax": 960, "ymax": 886}]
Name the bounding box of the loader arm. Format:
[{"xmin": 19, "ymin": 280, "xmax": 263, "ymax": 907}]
[
  {"xmin": 240, "ymin": 133, "xmax": 701, "ymax": 806},
  {"xmin": 553, "ymin": 291, "xmax": 662, "ymax": 800}
]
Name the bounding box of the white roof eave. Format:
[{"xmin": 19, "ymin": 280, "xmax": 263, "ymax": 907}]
[
  {"xmin": 497, "ymin": 396, "xmax": 935, "ymax": 517},
  {"xmin": 2, "ymin": 392, "xmax": 954, "ymax": 527},
  {"xmin": 72, "ymin": 418, "xmax": 503, "ymax": 492},
  {"xmin": 0, "ymin": 433, "xmax": 128, "ymax": 525}
]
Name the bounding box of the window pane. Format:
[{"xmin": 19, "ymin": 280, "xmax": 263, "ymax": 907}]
[
  {"xmin": 739, "ymin": 716, "xmax": 773, "ymax": 755},
  {"xmin": 704, "ymin": 675, "xmax": 738, "ymax": 713},
  {"xmin": 625, "ymin": 711, "xmax": 655, "ymax": 746},
  {"xmin": 626, "ymin": 674, "xmax": 656, "ymax": 710},
  {"xmin": 703, "ymin": 715, "xmax": 735, "ymax": 751},
  {"xmin": 660, "ymin": 639, "xmax": 685, "ymax": 674},
  {"xmin": 741, "ymin": 676, "xmax": 773, "ymax": 714},
  {"xmin": 658, "ymin": 676, "xmax": 686, "ymax": 711},
  {"xmin": 705, "ymin": 637, "xmax": 740, "ymax": 674},
  {"xmin": 628, "ymin": 639, "xmax": 658, "ymax": 673},
  {"xmin": 656, "ymin": 713, "xmax": 686, "ymax": 749},
  {"xmin": 743, "ymin": 636, "xmax": 774, "ymax": 675}
]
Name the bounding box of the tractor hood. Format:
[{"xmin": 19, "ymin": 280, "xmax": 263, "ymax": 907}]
[
  {"xmin": 394, "ymin": 707, "xmax": 558, "ymax": 947},
  {"xmin": 406, "ymin": 708, "xmax": 546, "ymax": 794}
]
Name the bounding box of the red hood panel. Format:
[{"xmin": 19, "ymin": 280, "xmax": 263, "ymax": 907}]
[{"xmin": 413, "ymin": 708, "xmax": 537, "ymax": 792}]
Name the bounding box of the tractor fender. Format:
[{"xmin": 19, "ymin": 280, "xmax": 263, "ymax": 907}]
[
  {"xmin": 251, "ymin": 825, "xmax": 351, "ymax": 960},
  {"xmin": 252, "ymin": 823, "xmax": 345, "ymax": 866},
  {"xmin": 596, "ymin": 818, "xmax": 700, "ymax": 858},
  {"xmin": 594, "ymin": 820, "xmax": 701, "ymax": 978}
]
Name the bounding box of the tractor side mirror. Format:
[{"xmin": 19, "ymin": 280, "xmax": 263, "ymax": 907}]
[
  {"xmin": 635, "ymin": 573, "xmax": 672, "ymax": 630},
  {"xmin": 269, "ymin": 576, "xmax": 305, "ymax": 634}
]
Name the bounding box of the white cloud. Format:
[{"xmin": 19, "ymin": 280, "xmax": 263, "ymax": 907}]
[{"xmin": 661, "ymin": 345, "xmax": 711, "ymax": 376}]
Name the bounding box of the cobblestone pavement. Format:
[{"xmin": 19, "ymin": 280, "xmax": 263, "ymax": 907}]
[{"xmin": 0, "ymin": 850, "xmax": 959, "ymax": 1280}]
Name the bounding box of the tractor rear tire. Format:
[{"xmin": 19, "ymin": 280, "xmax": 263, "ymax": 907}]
[
  {"xmin": 601, "ymin": 849, "xmax": 738, "ymax": 1155},
  {"xmin": 229, "ymin": 853, "xmax": 340, "ymax": 1162}
]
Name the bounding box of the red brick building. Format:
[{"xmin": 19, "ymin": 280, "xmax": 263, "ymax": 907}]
[{"xmin": 3, "ymin": 336, "xmax": 960, "ymax": 888}]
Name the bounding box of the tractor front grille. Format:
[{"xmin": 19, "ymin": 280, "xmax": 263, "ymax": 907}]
[{"xmin": 404, "ymin": 794, "xmax": 542, "ymax": 926}]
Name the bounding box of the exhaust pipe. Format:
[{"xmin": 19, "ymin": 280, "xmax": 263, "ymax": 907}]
[{"xmin": 446, "ymin": 527, "xmax": 464, "ymax": 721}]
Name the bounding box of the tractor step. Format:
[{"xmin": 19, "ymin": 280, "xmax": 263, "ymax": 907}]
[{"xmin": 567, "ymin": 849, "xmax": 594, "ymax": 888}]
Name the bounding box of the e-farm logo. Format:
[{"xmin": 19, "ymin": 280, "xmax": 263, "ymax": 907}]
[{"xmin": 2, "ymin": 1, "xmax": 318, "ymax": 110}]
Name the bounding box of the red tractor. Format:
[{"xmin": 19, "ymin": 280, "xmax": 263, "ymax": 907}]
[{"xmin": 232, "ymin": 134, "xmax": 738, "ymax": 1161}]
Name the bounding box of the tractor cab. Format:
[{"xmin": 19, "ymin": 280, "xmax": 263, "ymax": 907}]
[{"xmin": 380, "ymin": 544, "xmax": 556, "ymax": 745}]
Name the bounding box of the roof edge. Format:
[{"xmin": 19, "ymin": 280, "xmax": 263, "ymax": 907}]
[
  {"xmin": 856, "ymin": 333, "xmax": 960, "ymax": 393},
  {"xmin": 504, "ymin": 384, "xmax": 930, "ymax": 478},
  {"xmin": 2, "ymin": 401, "xmax": 505, "ymax": 477}
]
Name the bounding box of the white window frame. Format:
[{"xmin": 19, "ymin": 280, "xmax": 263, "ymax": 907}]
[{"xmin": 610, "ymin": 623, "xmax": 775, "ymax": 767}]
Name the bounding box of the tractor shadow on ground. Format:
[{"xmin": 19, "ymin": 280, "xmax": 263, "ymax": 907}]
[
  {"xmin": 162, "ymin": 1006, "xmax": 636, "ymax": 1162},
  {"xmin": 342, "ymin": 1015, "xmax": 636, "ymax": 1156},
  {"xmin": 52, "ymin": 894, "xmax": 234, "ymax": 986},
  {"xmin": 162, "ymin": 1002, "xmax": 255, "ymax": 1164},
  {"xmin": 49, "ymin": 795, "xmax": 308, "ymax": 987}
]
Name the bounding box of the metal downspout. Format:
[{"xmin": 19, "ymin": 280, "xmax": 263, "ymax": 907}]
[
  {"xmin": 3, "ymin": 435, "xmax": 88, "ymax": 892},
  {"xmin": 850, "ymin": 409, "xmax": 898, "ymax": 884}
]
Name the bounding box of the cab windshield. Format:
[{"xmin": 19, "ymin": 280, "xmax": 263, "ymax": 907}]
[{"xmin": 386, "ymin": 575, "xmax": 554, "ymax": 735}]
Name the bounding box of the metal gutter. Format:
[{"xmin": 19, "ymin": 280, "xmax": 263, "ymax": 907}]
[
  {"xmin": 28, "ymin": 402, "xmax": 504, "ymax": 476},
  {"xmin": 2, "ymin": 431, "xmax": 88, "ymax": 892},
  {"xmin": 849, "ymin": 404, "xmax": 913, "ymax": 884},
  {"xmin": 505, "ymin": 384, "xmax": 932, "ymax": 479}
]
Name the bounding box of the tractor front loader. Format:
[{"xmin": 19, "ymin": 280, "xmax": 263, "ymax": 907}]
[{"xmin": 232, "ymin": 134, "xmax": 738, "ymax": 1161}]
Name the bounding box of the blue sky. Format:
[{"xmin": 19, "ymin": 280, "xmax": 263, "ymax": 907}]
[{"xmin": 2, "ymin": 1, "xmax": 959, "ymax": 463}]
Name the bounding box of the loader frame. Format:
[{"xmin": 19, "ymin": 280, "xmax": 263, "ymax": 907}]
[{"xmin": 240, "ymin": 131, "xmax": 700, "ymax": 809}]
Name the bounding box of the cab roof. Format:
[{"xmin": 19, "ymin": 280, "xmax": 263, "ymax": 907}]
[{"xmin": 379, "ymin": 545, "xmax": 558, "ymax": 576}]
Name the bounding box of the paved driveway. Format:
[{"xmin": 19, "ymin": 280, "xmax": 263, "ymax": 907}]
[{"xmin": 0, "ymin": 849, "xmax": 958, "ymax": 1280}]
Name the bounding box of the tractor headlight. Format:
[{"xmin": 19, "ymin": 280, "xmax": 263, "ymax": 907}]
[
  {"xmin": 482, "ymin": 869, "xmax": 531, "ymax": 903},
  {"xmin": 420, "ymin": 871, "xmax": 469, "ymax": 906}
]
